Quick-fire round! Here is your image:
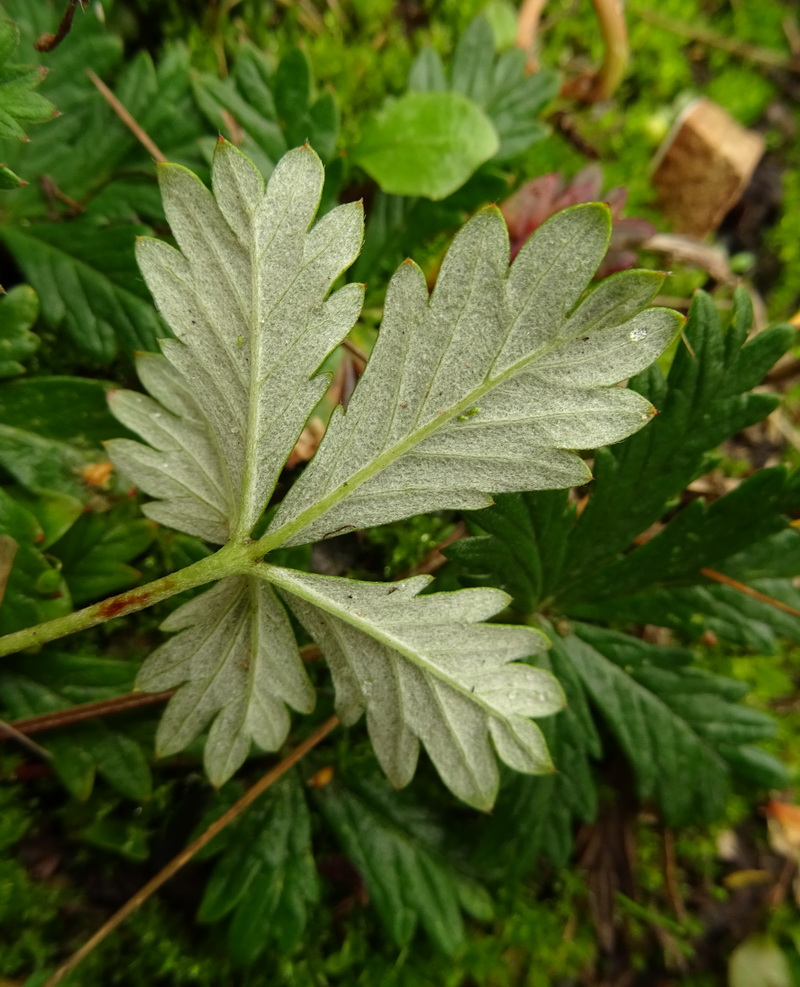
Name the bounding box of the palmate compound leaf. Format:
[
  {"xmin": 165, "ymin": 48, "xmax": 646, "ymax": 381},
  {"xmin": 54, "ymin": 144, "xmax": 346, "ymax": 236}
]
[
  {"xmin": 109, "ymin": 142, "xmax": 682, "ymax": 799},
  {"xmin": 265, "ymin": 567, "xmax": 562, "ymax": 809}
]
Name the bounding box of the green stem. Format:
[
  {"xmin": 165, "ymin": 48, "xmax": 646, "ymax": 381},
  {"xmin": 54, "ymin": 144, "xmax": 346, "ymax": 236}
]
[{"xmin": 0, "ymin": 541, "xmax": 251, "ymax": 659}]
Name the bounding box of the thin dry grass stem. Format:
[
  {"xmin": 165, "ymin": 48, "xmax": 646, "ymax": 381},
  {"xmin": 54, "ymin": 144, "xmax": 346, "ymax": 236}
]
[
  {"xmin": 42, "ymin": 715, "xmax": 341, "ymax": 987},
  {"xmin": 341, "ymin": 336, "xmax": 369, "ymax": 365},
  {"xmin": 0, "ymin": 718, "xmax": 52, "ymax": 759},
  {"xmin": 700, "ymin": 568, "xmax": 800, "ymax": 619},
  {"xmin": 86, "ymin": 69, "xmax": 167, "ymax": 163},
  {"xmin": 639, "ymin": 9, "xmax": 800, "ymax": 72},
  {"xmin": 517, "ymin": 0, "xmax": 548, "ymax": 72},
  {"xmin": 661, "ymin": 826, "xmax": 688, "ymax": 922},
  {"xmin": 590, "ymin": 0, "xmax": 629, "ymax": 101},
  {"xmin": 5, "ymin": 690, "xmax": 175, "ymax": 739}
]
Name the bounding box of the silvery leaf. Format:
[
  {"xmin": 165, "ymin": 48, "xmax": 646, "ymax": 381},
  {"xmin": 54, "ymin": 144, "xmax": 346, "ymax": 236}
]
[
  {"xmin": 268, "ymin": 208, "xmax": 682, "ymax": 546},
  {"xmin": 108, "ymin": 140, "xmax": 363, "ymax": 543},
  {"xmin": 265, "ymin": 565, "xmax": 563, "ymax": 809},
  {"xmin": 138, "ymin": 576, "xmax": 314, "ymax": 785}
]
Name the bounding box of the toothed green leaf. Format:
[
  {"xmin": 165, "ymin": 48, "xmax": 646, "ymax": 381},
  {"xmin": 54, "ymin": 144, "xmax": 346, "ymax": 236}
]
[
  {"xmin": 108, "ymin": 140, "xmax": 364, "ymax": 544},
  {"xmin": 0, "ymin": 19, "xmax": 56, "ymax": 143},
  {"xmin": 0, "ymin": 284, "xmax": 38, "ymax": 378},
  {"xmin": 108, "ymin": 143, "xmax": 680, "ymax": 802},
  {"xmin": 269, "ymin": 228, "xmax": 680, "ymax": 548},
  {"xmin": 138, "ymin": 575, "xmax": 315, "ymax": 785},
  {"xmin": 267, "ymin": 566, "xmax": 563, "ymax": 809}
]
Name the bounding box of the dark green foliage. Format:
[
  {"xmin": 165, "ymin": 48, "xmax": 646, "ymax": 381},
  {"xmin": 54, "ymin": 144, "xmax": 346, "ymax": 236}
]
[
  {"xmin": 194, "ymin": 43, "xmax": 340, "ymax": 181},
  {"xmin": 409, "ymin": 13, "xmax": 558, "ymax": 161},
  {"xmin": 0, "ymin": 651, "xmax": 151, "ymax": 799},
  {"xmin": 448, "ymin": 289, "xmax": 800, "ymax": 637},
  {"xmin": 315, "ymin": 773, "xmax": 493, "ymax": 955},
  {"xmin": 0, "ymin": 285, "xmax": 38, "ymax": 377},
  {"xmin": 0, "ymin": 2, "xmax": 797, "ymax": 980},
  {"xmin": 446, "ymin": 288, "xmax": 795, "ymax": 861},
  {"xmin": 0, "ymin": 18, "xmax": 55, "ymax": 143},
  {"xmin": 353, "ymin": 10, "xmax": 556, "ymax": 279},
  {"xmin": 197, "ymin": 772, "xmax": 319, "ymax": 964}
]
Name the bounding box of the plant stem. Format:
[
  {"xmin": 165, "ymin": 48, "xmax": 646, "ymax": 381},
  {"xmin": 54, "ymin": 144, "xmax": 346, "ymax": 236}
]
[
  {"xmin": 591, "ymin": 0, "xmax": 629, "ymax": 101},
  {"xmin": 87, "ymin": 69, "xmax": 167, "ymax": 162},
  {"xmin": 6, "ymin": 690, "xmax": 175, "ymax": 737},
  {"xmin": 42, "ymin": 715, "xmax": 340, "ymax": 987},
  {"xmin": 0, "ymin": 543, "xmax": 247, "ymax": 659},
  {"xmin": 2, "ymin": 646, "xmax": 322, "ymax": 740},
  {"xmin": 700, "ymin": 568, "xmax": 800, "ymax": 618}
]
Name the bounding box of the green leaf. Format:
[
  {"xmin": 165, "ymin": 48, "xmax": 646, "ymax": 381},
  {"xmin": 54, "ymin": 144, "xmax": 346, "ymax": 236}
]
[
  {"xmin": 7, "ymin": 487, "xmax": 82, "ymax": 549},
  {"xmin": 406, "ymin": 14, "xmax": 557, "ymax": 164},
  {"xmin": 0, "ymin": 19, "xmax": 56, "ymax": 142},
  {"xmin": 0, "ymin": 377, "xmax": 128, "ymax": 499},
  {"xmin": 0, "ymin": 653, "xmax": 149, "ymax": 801},
  {"xmin": 0, "ymin": 160, "xmax": 25, "ymax": 188},
  {"xmin": 137, "ymin": 576, "xmax": 315, "ymax": 786},
  {"xmin": 51, "ymin": 510, "xmax": 157, "ymax": 605},
  {"xmin": 473, "ymin": 631, "xmax": 600, "ymax": 872},
  {"xmin": 193, "ymin": 73, "xmax": 287, "ymax": 179},
  {"xmin": 484, "ymin": 56, "xmax": 558, "ymax": 161},
  {"xmin": 0, "ymin": 376, "xmax": 125, "ymax": 444},
  {"xmin": 197, "ymin": 772, "xmax": 318, "ymax": 961},
  {"xmin": 353, "ymin": 91, "xmax": 499, "ymax": 200},
  {"xmin": 0, "ymin": 40, "xmax": 199, "ymax": 220},
  {"xmin": 567, "ymin": 288, "xmax": 796, "ymax": 574},
  {"xmin": 270, "ymin": 248, "xmax": 679, "ymax": 548},
  {"xmin": 408, "ymin": 47, "xmax": 447, "ymax": 92},
  {"xmin": 561, "ymin": 468, "xmax": 800, "ymax": 644},
  {"xmin": 269, "ymin": 567, "xmax": 562, "ymax": 809},
  {"xmin": 108, "ymin": 142, "xmax": 363, "ymax": 545},
  {"xmin": 450, "ymin": 15, "xmax": 496, "ymax": 104},
  {"xmin": 1, "ymin": 221, "xmax": 165, "ymax": 362},
  {"xmin": 0, "ymin": 284, "xmax": 38, "ymax": 378},
  {"xmin": 0, "ymin": 487, "xmax": 70, "ymax": 635},
  {"xmin": 450, "ymin": 289, "xmax": 798, "ymax": 637},
  {"xmin": 316, "ymin": 775, "xmax": 490, "ymax": 953},
  {"xmin": 274, "ymin": 48, "xmax": 312, "ymax": 140},
  {"xmin": 561, "ymin": 625, "xmax": 784, "ymax": 825},
  {"xmin": 108, "ymin": 144, "xmax": 681, "ymax": 800}
]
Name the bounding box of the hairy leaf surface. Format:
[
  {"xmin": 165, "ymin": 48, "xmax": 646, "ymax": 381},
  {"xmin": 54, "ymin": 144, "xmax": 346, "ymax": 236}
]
[
  {"xmin": 108, "ymin": 141, "xmax": 363, "ymax": 544},
  {"xmin": 269, "ymin": 219, "xmax": 681, "ymax": 547},
  {"xmin": 268, "ymin": 566, "xmax": 562, "ymax": 808},
  {"xmin": 107, "ymin": 143, "xmax": 681, "ymax": 799},
  {"xmin": 137, "ymin": 576, "xmax": 314, "ymax": 785}
]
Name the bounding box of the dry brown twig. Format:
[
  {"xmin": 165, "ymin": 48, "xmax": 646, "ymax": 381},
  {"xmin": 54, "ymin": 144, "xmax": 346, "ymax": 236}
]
[
  {"xmin": 34, "ymin": 0, "xmax": 87, "ymax": 53},
  {"xmin": 86, "ymin": 69, "xmax": 167, "ymax": 163}
]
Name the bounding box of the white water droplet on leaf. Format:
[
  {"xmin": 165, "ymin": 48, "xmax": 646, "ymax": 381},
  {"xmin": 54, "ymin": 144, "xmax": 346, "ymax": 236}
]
[{"xmin": 629, "ymin": 326, "xmax": 648, "ymax": 341}]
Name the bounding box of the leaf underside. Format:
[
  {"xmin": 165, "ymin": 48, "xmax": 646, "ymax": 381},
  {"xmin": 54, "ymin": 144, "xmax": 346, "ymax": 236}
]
[{"xmin": 108, "ymin": 141, "xmax": 681, "ymax": 799}]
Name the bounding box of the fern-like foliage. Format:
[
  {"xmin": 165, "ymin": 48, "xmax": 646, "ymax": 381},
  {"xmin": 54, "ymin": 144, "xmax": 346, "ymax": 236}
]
[
  {"xmin": 446, "ymin": 289, "xmax": 793, "ymax": 847},
  {"xmin": 107, "ymin": 140, "xmax": 680, "ymax": 807}
]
